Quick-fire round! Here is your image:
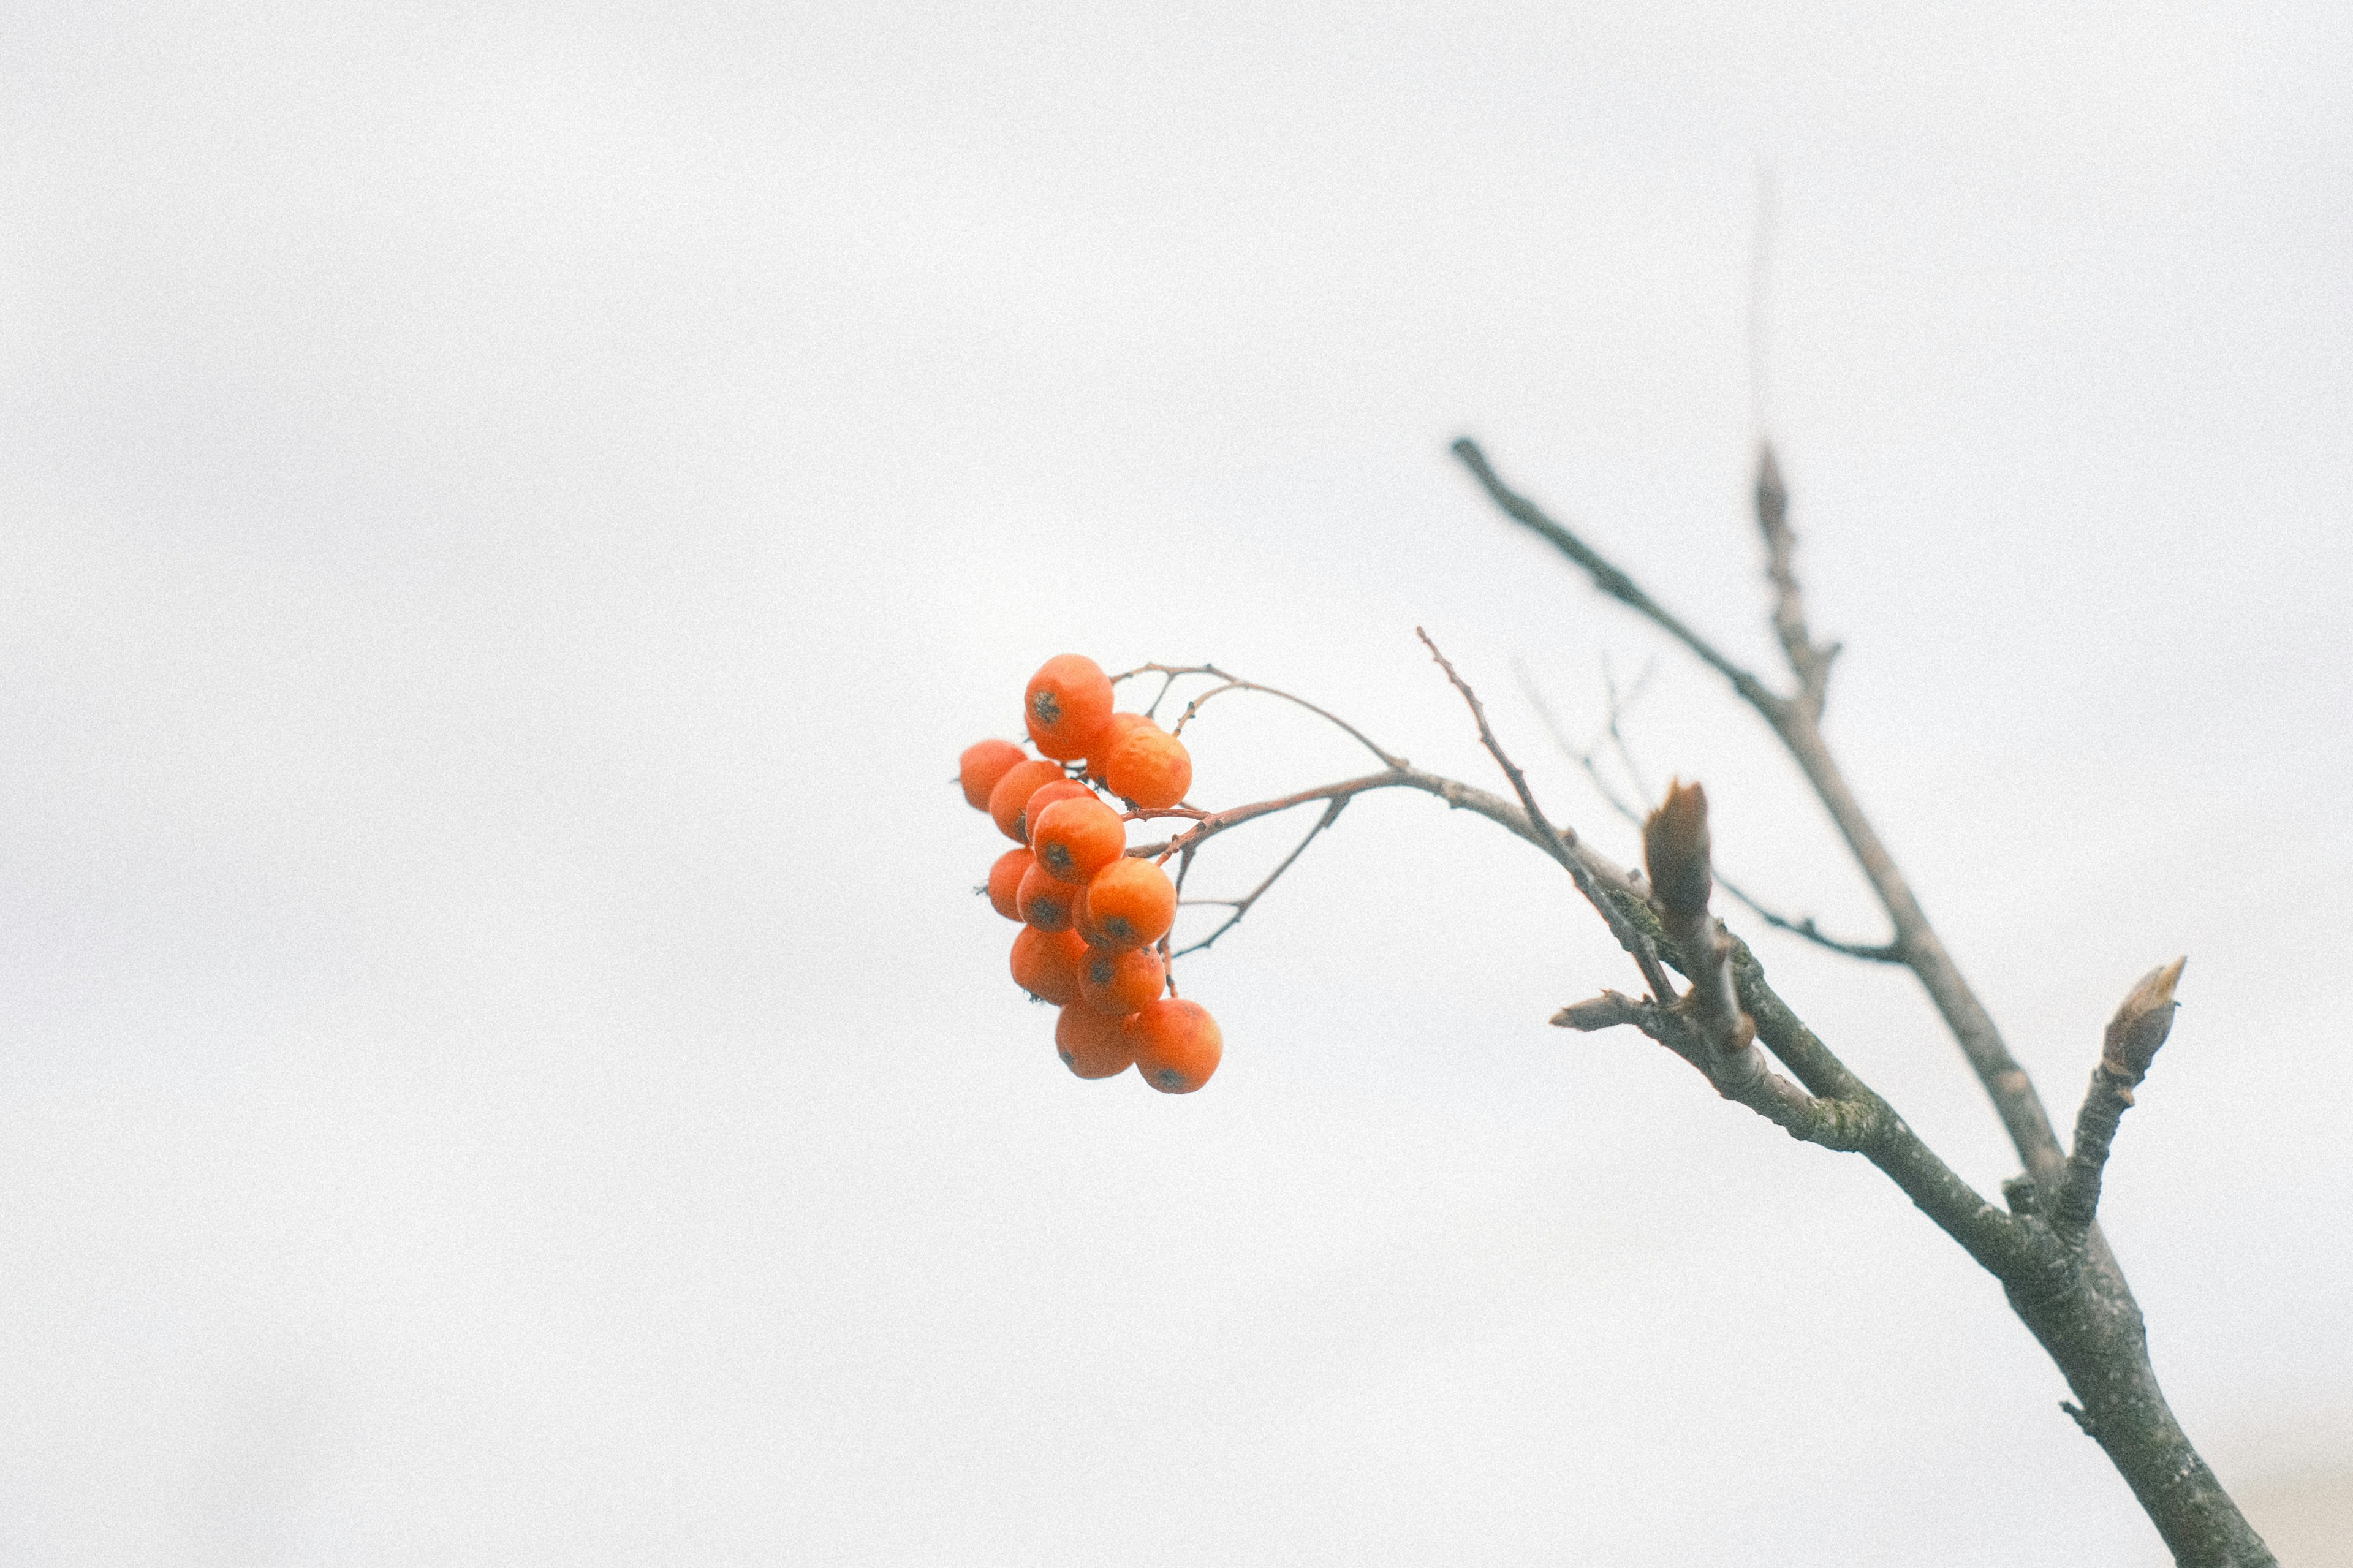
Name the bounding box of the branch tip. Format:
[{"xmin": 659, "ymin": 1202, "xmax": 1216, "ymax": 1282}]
[
  {"xmin": 1754, "ymin": 441, "xmax": 1787, "ymax": 525},
  {"xmin": 2101, "ymin": 956, "xmax": 2186, "ymax": 1085},
  {"xmin": 1553, "ymin": 991, "xmax": 1643, "ymax": 1031}
]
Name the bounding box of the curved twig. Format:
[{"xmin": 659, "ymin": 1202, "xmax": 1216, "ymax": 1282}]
[
  {"xmin": 1516, "ymin": 662, "xmax": 1903, "ymax": 965},
  {"xmin": 1416, "ymin": 629, "xmax": 1679, "ymax": 1006},
  {"xmin": 1171, "ymin": 796, "xmax": 1349, "ymax": 958},
  {"xmin": 1112, "ymin": 663, "xmax": 1408, "ymax": 771}
]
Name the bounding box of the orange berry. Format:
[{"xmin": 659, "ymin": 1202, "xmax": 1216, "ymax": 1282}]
[
  {"xmin": 959, "ymin": 738, "xmax": 1029, "ymax": 811},
  {"xmin": 1025, "ymin": 654, "xmax": 1115, "ymax": 761},
  {"xmin": 1106, "ymin": 727, "xmax": 1192, "ymax": 810},
  {"xmin": 1072, "ymin": 881, "xmax": 1110, "ymax": 947},
  {"xmin": 1080, "ymin": 943, "xmax": 1165, "ymax": 1016},
  {"xmin": 1083, "ymin": 712, "xmax": 1154, "ymax": 784},
  {"xmin": 987, "ymin": 847, "xmax": 1033, "ymax": 921},
  {"xmin": 1018, "ymin": 858, "xmax": 1080, "ymax": 933},
  {"xmin": 1127, "ymin": 998, "xmax": 1222, "ymax": 1093},
  {"xmin": 988, "ymin": 758, "xmax": 1067, "ymax": 843},
  {"xmin": 1031, "ymin": 795, "xmax": 1126, "ymax": 885},
  {"xmin": 1086, "ymin": 857, "xmax": 1177, "ymax": 949},
  {"xmin": 1015, "ymin": 778, "xmax": 1094, "ymax": 845},
  {"xmin": 1010, "ymin": 925, "xmax": 1088, "ymax": 1006},
  {"xmin": 1055, "ymin": 1002, "xmax": 1135, "ymax": 1079}
]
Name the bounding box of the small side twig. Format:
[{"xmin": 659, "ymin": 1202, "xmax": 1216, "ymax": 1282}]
[
  {"xmin": 2052, "ymin": 958, "xmax": 2186, "ymax": 1240},
  {"xmin": 1517, "ymin": 662, "xmax": 1902, "ymax": 964},
  {"xmin": 1416, "ymin": 627, "xmax": 1680, "ymax": 1006},
  {"xmin": 1112, "ymin": 662, "xmax": 1408, "ymax": 771},
  {"xmin": 1172, "ymin": 796, "xmax": 1349, "ymax": 957},
  {"xmin": 1452, "ymin": 438, "xmax": 1787, "ymax": 719},
  {"xmin": 1754, "ymin": 443, "xmax": 1840, "ymax": 710}
]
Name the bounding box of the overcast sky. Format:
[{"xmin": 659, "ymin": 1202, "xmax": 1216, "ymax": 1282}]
[{"xmin": 3, "ymin": 3, "xmax": 2349, "ymax": 1564}]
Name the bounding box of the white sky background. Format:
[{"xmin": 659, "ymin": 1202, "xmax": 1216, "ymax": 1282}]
[{"xmin": 3, "ymin": 2, "xmax": 2349, "ymax": 1563}]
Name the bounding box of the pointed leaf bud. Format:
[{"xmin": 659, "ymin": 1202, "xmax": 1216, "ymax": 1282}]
[
  {"xmin": 2101, "ymin": 956, "xmax": 2186, "ymax": 1085},
  {"xmin": 1643, "ymin": 779, "xmax": 1714, "ymax": 921}
]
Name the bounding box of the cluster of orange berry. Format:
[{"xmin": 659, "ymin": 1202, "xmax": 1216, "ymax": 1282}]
[{"xmin": 960, "ymin": 654, "xmax": 1224, "ymax": 1093}]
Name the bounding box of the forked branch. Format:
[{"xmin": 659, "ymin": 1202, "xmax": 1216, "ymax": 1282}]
[
  {"xmin": 1453, "ymin": 436, "xmax": 2062, "ymax": 1180},
  {"xmin": 1517, "ymin": 665, "xmax": 1903, "ymax": 964},
  {"xmin": 1113, "ymin": 662, "xmax": 1407, "ymax": 771},
  {"xmin": 1172, "ymin": 796, "xmax": 1349, "ymax": 957},
  {"xmin": 1416, "ymin": 627, "xmax": 1680, "ymax": 1006},
  {"xmin": 1450, "ymin": 436, "xmax": 2272, "ymax": 1565}
]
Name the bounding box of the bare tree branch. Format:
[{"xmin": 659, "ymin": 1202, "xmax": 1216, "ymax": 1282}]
[
  {"xmin": 1455, "ymin": 437, "xmax": 2064, "ymax": 1181},
  {"xmin": 1552, "ymin": 828, "xmax": 2032, "ymax": 1278},
  {"xmin": 1453, "ymin": 437, "xmax": 1787, "ymax": 718},
  {"xmin": 1452, "ymin": 439, "xmax": 2275, "ymax": 1564},
  {"xmin": 1123, "ymin": 737, "xmax": 2269, "ymax": 1563}
]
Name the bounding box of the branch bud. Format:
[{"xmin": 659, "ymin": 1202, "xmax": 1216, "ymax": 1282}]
[
  {"xmin": 1552, "ymin": 991, "xmax": 1641, "ymax": 1031},
  {"xmin": 2100, "ymin": 956, "xmax": 2186, "ymax": 1086},
  {"xmin": 1643, "ymin": 779, "xmax": 1714, "ymax": 921}
]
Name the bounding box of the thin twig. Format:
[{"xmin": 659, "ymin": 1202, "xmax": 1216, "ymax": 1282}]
[
  {"xmin": 1452, "ymin": 439, "xmax": 1788, "ymax": 719},
  {"xmin": 1515, "ymin": 661, "xmax": 1646, "ymax": 822},
  {"xmin": 1415, "ymin": 628, "xmax": 1679, "ymax": 1006},
  {"xmin": 1596, "ymin": 654, "xmax": 1659, "ymax": 805},
  {"xmin": 1132, "ymin": 762, "xmax": 1653, "ymax": 910},
  {"xmin": 1517, "ymin": 662, "xmax": 1902, "ymax": 964},
  {"xmin": 1115, "ymin": 662, "xmax": 1408, "ymax": 771},
  {"xmin": 1727, "ymin": 902, "xmax": 1903, "ymax": 963},
  {"xmin": 1172, "ymin": 796, "xmax": 1349, "ymax": 957},
  {"xmin": 2053, "ymin": 959, "xmax": 2186, "ymax": 1240},
  {"xmin": 1755, "ymin": 444, "xmax": 1840, "ymax": 710}
]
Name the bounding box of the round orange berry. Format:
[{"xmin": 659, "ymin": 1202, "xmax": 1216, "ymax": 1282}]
[
  {"xmin": 1083, "ymin": 712, "xmax": 1154, "ymax": 784},
  {"xmin": 1086, "ymin": 857, "xmax": 1178, "ymax": 949},
  {"xmin": 1017, "ymin": 858, "xmax": 1080, "ymax": 933},
  {"xmin": 1014, "ymin": 778, "xmax": 1093, "ymax": 846},
  {"xmin": 1106, "ymin": 727, "xmax": 1192, "ymax": 810},
  {"xmin": 1072, "ymin": 881, "xmax": 1109, "ymax": 947},
  {"xmin": 1080, "ymin": 942, "xmax": 1165, "ymax": 1016},
  {"xmin": 1127, "ymin": 998, "xmax": 1222, "ymax": 1093},
  {"xmin": 1055, "ymin": 1003, "xmax": 1134, "ymax": 1079},
  {"xmin": 1025, "ymin": 654, "xmax": 1115, "ymax": 762},
  {"xmin": 987, "ymin": 847, "xmax": 1033, "ymax": 921},
  {"xmin": 1030, "ymin": 795, "xmax": 1126, "ymax": 885},
  {"xmin": 1010, "ymin": 925, "xmax": 1088, "ymax": 1006},
  {"xmin": 959, "ymin": 738, "xmax": 1029, "ymax": 812},
  {"xmin": 988, "ymin": 759, "xmax": 1068, "ymax": 843}
]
